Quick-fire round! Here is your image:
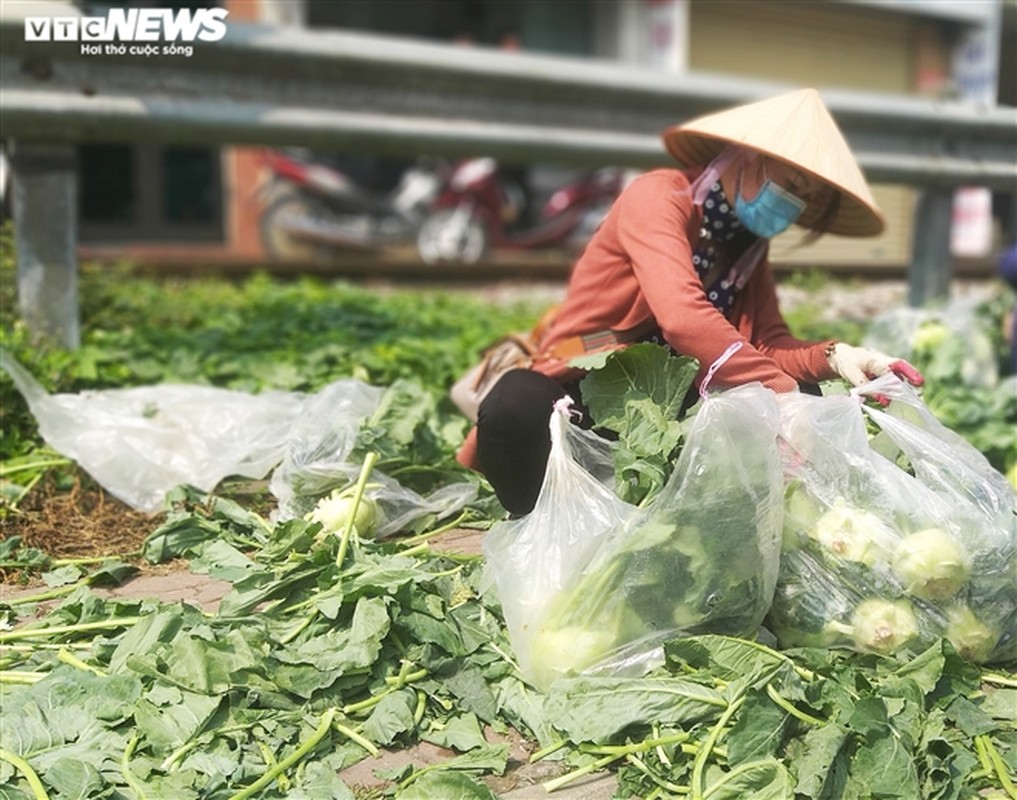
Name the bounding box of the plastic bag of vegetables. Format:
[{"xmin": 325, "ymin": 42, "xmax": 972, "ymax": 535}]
[
  {"xmin": 270, "ymin": 378, "xmax": 476, "ymax": 537},
  {"xmin": 768, "ymin": 374, "xmax": 1016, "ymax": 663},
  {"xmin": 484, "ymin": 383, "xmax": 784, "ymax": 691}
]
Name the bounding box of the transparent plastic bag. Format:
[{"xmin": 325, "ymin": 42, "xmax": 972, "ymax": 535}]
[
  {"xmin": 268, "ymin": 379, "xmax": 476, "ymax": 537},
  {"xmin": 863, "ymin": 300, "xmax": 998, "ymax": 389},
  {"xmin": 484, "ymin": 384, "xmax": 784, "ymax": 691},
  {"xmin": 769, "ymin": 375, "xmax": 1017, "ymax": 663}
]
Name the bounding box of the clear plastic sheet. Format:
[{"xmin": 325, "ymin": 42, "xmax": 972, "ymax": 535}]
[
  {"xmin": 2, "ymin": 349, "xmax": 303, "ymax": 513},
  {"xmin": 3, "ymin": 351, "xmax": 475, "ymax": 532}
]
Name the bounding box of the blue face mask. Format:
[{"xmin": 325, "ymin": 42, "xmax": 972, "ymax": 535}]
[{"xmin": 734, "ymin": 175, "xmax": 807, "ymax": 239}]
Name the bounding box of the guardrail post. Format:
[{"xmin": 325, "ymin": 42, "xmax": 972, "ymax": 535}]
[
  {"xmin": 907, "ymin": 187, "xmax": 953, "ymax": 308},
  {"xmin": 11, "ymin": 143, "xmax": 80, "ymax": 349}
]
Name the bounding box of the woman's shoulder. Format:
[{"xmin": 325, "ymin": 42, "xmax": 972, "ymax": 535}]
[
  {"xmin": 613, "ymin": 168, "xmax": 695, "ymax": 218},
  {"xmin": 625, "ymin": 167, "xmax": 692, "ymax": 190}
]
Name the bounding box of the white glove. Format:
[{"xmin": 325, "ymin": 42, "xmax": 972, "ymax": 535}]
[{"xmin": 826, "ymin": 343, "xmax": 924, "ymax": 388}]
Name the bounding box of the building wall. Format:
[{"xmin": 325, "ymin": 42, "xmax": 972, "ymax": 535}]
[{"xmin": 686, "ymin": 0, "xmax": 930, "ymax": 268}]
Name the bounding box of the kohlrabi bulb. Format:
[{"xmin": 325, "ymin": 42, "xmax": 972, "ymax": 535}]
[
  {"xmin": 910, "ymin": 321, "xmax": 950, "ymax": 355},
  {"xmin": 944, "ymin": 605, "xmax": 998, "ymax": 663},
  {"xmin": 893, "ymin": 528, "xmax": 970, "ymax": 602},
  {"xmin": 849, "ymin": 598, "xmax": 919, "ymax": 654},
  {"xmin": 812, "ymin": 500, "xmax": 891, "ymax": 566},
  {"xmin": 305, "ymin": 490, "xmax": 379, "ymax": 539}
]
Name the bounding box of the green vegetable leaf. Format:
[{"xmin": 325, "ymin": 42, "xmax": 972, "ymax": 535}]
[
  {"xmin": 545, "ymin": 676, "xmax": 726, "ymax": 743},
  {"xmin": 396, "ymin": 770, "xmax": 500, "ymax": 800},
  {"xmin": 702, "ymin": 757, "xmax": 794, "ymax": 799}
]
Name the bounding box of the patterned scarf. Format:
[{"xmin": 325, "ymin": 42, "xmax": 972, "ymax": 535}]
[{"xmin": 691, "ymin": 182, "xmax": 756, "ymax": 315}]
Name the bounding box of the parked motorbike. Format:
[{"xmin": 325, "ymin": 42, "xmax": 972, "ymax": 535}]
[
  {"xmin": 416, "ymin": 158, "xmax": 624, "ymax": 265},
  {"xmin": 257, "ymin": 149, "xmax": 442, "ymax": 262}
]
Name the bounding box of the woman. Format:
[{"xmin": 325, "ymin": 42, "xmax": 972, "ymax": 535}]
[{"xmin": 460, "ymin": 88, "xmax": 923, "ymax": 514}]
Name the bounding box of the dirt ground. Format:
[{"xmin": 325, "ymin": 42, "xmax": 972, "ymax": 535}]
[{"xmin": 1, "ymin": 472, "xmax": 165, "ymax": 585}]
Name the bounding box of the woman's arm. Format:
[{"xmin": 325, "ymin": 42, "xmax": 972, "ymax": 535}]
[{"xmin": 738, "ymin": 260, "xmax": 837, "ymax": 384}]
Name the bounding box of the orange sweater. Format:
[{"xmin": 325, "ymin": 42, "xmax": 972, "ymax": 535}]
[{"xmin": 456, "ymin": 168, "xmax": 836, "ymax": 468}]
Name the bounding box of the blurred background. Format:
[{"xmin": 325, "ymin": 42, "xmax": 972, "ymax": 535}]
[{"xmin": 2, "ymin": 0, "xmax": 1014, "ymax": 284}]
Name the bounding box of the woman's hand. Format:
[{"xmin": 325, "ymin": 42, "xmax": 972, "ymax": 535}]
[{"xmin": 826, "ymin": 342, "xmax": 925, "ymax": 387}]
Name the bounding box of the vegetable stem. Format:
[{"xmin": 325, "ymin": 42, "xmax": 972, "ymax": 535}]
[
  {"xmin": 579, "ymin": 732, "xmax": 690, "ymax": 757},
  {"xmin": 335, "ymin": 452, "xmax": 378, "ymax": 568},
  {"xmin": 765, "ymin": 683, "xmax": 826, "ymax": 726},
  {"xmin": 543, "ymin": 752, "xmax": 619, "ymax": 793},
  {"xmin": 976, "ymin": 735, "xmax": 1017, "ymax": 799},
  {"xmin": 334, "ymin": 721, "xmax": 379, "ymax": 756},
  {"xmin": 398, "ymin": 510, "xmax": 471, "ymax": 547},
  {"xmin": 982, "ymin": 671, "xmax": 1017, "ymax": 689},
  {"xmin": 692, "ymin": 696, "xmax": 745, "ymax": 800},
  {"xmin": 257, "ymin": 742, "xmax": 290, "ymax": 792},
  {"xmin": 279, "ymin": 611, "xmax": 316, "ymax": 645},
  {"xmin": 6, "ymin": 583, "xmax": 81, "ymax": 607},
  {"xmin": 58, "ymin": 647, "xmax": 106, "ymax": 677},
  {"xmin": 0, "ymin": 457, "xmax": 72, "ymax": 477},
  {"xmin": 228, "ymin": 708, "xmax": 337, "ymax": 800},
  {"xmin": 0, "ymin": 747, "xmax": 50, "ymax": 800},
  {"xmin": 625, "ymin": 753, "xmax": 690, "ymax": 795},
  {"xmin": 0, "ymin": 670, "xmax": 46, "ymax": 684},
  {"xmin": 413, "ymin": 690, "xmax": 427, "ymax": 725},
  {"xmin": 121, "ymin": 736, "xmax": 149, "ymax": 800},
  {"xmin": 0, "ymin": 617, "xmax": 142, "ymax": 643},
  {"xmin": 529, "ymin": 739, "xmax": 567, "ymax": 763}
]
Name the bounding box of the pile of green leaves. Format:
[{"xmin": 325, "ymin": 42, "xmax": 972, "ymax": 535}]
[
  {"xmin": 1, "ymin": 491, "xmax": 531, "ymax": 799},
  {"xmin": 3, "ymin": 491, "xmax": 1015, "ymax": 799}
]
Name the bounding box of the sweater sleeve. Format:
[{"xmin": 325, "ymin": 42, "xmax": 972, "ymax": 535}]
[
  {"xmin": 615, "ymin": 172, "xmax": 799, "ymax": 393},
  {"xmin": 739, "ymin": 260, "xmax": 839, "ymax": 384}
]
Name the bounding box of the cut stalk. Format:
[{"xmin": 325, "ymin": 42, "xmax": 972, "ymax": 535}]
[
  {"xmin": 53, "ymin": 552, "xmax": 141, "ymax": 566},
  {"xmin": 257, "ymin": 742, "xmax": 290, "ymax": 793},
  {"xmin": 625, "ymin": 753, "xmax": 690, "ymax": 795},
  {"xmin": 0, "ymin": 617, "xmax": 142, "ymax": 643},
  {"xmin": 412, "ymin": 690, "xmax": 427, "ymax": 725},
  {"xmin": 0, "ymin": 747, "xmax": 49, "ymax": 800},
  {"xmin": 228, "ymin": 708, "xmax": 337, "ymax": 800},
  {"xmin": 579, "ymin": 732, "xmax": 691, "ymax": 757},
  {"xmin": 7, "ymin": 583, "xmax": 84, "ymax": 607},
  {"xmin": 529, "ymin": 739, "xmax": 567, "ymax": 763},
  {"xmin": 121, "ymin": 736, "xmax": 149, "ymax": 800},
  {"xmin": 57, "ymin": 647, "xmax": 106, "ymax": 677},
  {"xmin": 0, "ymin": 456, "xmax": 72, "ymax": 477},
  {"xmin": 976, "ymin": 735, "xmax": 1017, "ymax": 799},
  {"xmin": 334, "ymin": 721, "xmax": 379, "ymax": 756},
  {"xmin": 982, "ymin": 672, "xmax": 1017, "ymax": 689},
  {"xmin": 279, "ymin": 611, "xmax": 316, "ymax": 645},
  {"xmin": 397, "ymin": 510, "xmax": 471, "ymax": 547},
  {"xmin": 0, "ymin": 671, "xmax": 46, "ymax": 684},
  {"xmin": 335, "ymin": 452, "xmax": 378, "ymax": 568},
  {"xmin": 765, "ymin": 683, "xmax": 826, "ymax": 726},
  {"xmin": 542, "ymin": 753, "xmax": 618, "ymax": 793},
  {"xmin": 692, "ymin": 696, "xmax": 745, "ymax": 800}
]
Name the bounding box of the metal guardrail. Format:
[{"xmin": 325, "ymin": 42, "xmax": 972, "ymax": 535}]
[{"xmin": 2, "ymin": 16, "xmax": 1016, "ymax": 346}]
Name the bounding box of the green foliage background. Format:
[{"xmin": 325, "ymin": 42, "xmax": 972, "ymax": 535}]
[{"xmin": 2, "ymin": 225, "xmax": 1014, "ymax": 473}]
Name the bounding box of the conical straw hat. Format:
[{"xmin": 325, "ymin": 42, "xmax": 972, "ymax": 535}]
[{"xmin": 662, "ymin": 88, "xmax": 884, "ymax": 237}]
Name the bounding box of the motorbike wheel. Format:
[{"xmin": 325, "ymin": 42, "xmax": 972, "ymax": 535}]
[
  {"xmin": 259, "ymin": 192, "xmax": 331, "ymax": 264},
  {"xmin": 417, "ymin": 208, "xmax": 489, "ymax": 265}
]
